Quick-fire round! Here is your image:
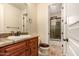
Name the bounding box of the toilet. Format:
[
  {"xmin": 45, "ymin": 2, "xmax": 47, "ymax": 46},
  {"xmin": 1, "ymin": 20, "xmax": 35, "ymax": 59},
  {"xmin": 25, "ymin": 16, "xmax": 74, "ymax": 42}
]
[{"xmin": 39, "ymin": 43, "xmax": 50, "ymax": 56}]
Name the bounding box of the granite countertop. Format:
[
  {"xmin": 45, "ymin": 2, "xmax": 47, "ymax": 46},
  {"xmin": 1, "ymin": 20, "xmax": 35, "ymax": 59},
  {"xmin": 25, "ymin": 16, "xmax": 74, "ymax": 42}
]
[
  {"xmin": 0, "ymin": 38, "xmax": 13, "ymax": 47},
  {"xmin": 0, "ymin": 35, "xmax": 38, "ymax": 48}
]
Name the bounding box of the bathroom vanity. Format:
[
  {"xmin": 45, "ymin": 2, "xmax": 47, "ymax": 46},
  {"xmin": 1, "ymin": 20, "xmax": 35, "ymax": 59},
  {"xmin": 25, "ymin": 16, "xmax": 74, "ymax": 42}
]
[
  {"xmin": 0, "ymin": 36, "xmax": 38, "ymax": 56},
  {"xmin": 0, "ymin": 3, "xmax": 38, "ymax": 56}
]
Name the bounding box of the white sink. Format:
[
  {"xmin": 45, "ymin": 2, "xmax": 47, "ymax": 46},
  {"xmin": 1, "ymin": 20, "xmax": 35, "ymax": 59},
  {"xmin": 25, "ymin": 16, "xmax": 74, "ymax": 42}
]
[{"xmin": 7, "ymin": 35, "xmax": 31, "ymax": 41}]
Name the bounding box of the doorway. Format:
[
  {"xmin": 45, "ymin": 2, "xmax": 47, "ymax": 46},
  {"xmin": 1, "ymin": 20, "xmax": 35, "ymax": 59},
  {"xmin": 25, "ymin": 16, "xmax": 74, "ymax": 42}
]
[{"xmin": 48, "ymin": 3, "xmax": 63, "ymax": 56}]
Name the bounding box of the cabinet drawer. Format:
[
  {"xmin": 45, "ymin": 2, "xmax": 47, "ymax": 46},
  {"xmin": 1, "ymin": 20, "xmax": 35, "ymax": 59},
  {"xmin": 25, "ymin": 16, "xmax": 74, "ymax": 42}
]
[
  {"xmin": 0, "ymin": 41, "xmax": 26, "ymax": 54},
  {"xmin": 10, "ymin": 49, "xmax": 26, "ymax": 56},
  {"xmin": 5, "ymin": 42, "xmax": 26, "ymax": 53}
]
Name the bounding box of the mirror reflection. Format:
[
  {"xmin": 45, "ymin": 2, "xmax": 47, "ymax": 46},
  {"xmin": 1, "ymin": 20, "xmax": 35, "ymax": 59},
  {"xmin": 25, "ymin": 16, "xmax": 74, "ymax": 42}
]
[{"xmin": 0, "ymin": 3, "xmax": 33, "ymax": 34}]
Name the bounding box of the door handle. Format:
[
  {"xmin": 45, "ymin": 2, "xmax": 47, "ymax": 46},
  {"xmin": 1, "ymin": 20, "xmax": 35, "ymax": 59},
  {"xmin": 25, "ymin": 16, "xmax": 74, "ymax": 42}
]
[{"xmin": 63, "ymin": 38, "xmax": 68, "ymax": 42}]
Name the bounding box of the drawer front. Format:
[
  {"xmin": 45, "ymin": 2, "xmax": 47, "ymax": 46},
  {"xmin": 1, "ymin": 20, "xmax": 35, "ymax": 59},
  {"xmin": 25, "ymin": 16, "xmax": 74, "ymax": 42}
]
[
  {"xmin": 10, "ymin": 49, "xmax": 26, "ymax": 56},
  {"xmin": 4, "ymin": 41, "xmax": 27, "ymax": 55},
  {"xmin": 0, "ymin": 49, "xmax": 26, "ymax": 56},
  {"xmin": 28, "ymin": 38, "xmax": 38, "ymax": 47}
]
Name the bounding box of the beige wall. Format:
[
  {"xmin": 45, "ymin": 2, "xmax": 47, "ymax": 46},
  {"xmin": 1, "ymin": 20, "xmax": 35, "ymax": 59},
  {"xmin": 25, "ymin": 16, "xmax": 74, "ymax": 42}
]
[
  {"xmin": 37, "ymin": 4, "xmax": 49, "ymax": 43},
  {"xmin": 27, "ymin": 3, "xmax": 49, "ymax": 43},
  {"xmin": 27, "ymin": 4, "xmax": 38, "ymax": 35}
]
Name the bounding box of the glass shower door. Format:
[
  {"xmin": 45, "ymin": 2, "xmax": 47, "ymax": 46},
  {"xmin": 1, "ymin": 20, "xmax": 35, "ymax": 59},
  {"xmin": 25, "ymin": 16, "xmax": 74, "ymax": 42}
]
[{"xmin": 50, "ymin": 17, "xmax": 61, "ymax": 41}]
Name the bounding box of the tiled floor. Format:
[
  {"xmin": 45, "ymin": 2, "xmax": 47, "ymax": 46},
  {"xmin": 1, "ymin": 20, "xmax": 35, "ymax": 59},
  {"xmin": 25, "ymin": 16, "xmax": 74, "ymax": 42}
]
[
  {"xmin": 48, "ymin": 41, "xmax": 63, "ymax": 56},
  {"xmin": 48, "ymin": 45, "xmax": 63, "ymax": 56}
]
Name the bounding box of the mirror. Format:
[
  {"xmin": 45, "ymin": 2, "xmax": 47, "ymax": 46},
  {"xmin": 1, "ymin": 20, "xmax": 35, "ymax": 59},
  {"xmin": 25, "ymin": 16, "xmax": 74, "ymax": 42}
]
[{"xmin": 0, "ymin": 3, "xmax": 30, "ymax": 33}]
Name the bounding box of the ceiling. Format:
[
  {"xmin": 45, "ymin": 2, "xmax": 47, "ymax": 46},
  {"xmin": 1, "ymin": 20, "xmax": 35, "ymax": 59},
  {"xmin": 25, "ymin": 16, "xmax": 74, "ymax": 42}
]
[
  {"xmin": 9, "ymin": 3, "xmax": 27, "ymax": 10},
  {"xmin": 9, "ymin": 3, "xmax": 61, "ymax": 14},
  {"xmin": 49, "ymin": 3, "xmax": 62, "ymax": 14}
]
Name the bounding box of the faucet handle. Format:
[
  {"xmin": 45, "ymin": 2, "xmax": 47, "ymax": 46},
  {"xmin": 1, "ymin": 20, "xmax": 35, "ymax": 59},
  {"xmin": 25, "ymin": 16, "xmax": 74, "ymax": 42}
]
[
  {"xmin": 10, "ymin": 31, "xmax": 15, "ymax": 36},
  {"xmin": 16, "ymin": 31, "xmax": 21, "ymax": 36}
]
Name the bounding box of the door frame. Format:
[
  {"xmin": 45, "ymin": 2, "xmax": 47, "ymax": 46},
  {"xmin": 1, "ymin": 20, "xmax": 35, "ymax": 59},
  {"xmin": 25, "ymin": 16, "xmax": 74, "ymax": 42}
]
[{"xmin": 61, "ymin": 3, "xmax": 68, "ymax": 56}]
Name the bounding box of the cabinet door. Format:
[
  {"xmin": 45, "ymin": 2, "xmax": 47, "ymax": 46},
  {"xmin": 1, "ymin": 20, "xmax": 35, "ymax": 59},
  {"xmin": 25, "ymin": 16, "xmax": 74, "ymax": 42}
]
[
  {"xmin": 28, "ymin": 38, "xmax": 38, "ymax": 48},
  {"xmin": 26, "ymin": 49, "xmax": 30, "ymax": 56},
  {"xmin": 30, "ymin": 47, "xmax": 38, "ymax": 56},
  {"xmin": 28, "ymin": 37, "xmax": 38, "ymax": 56}
]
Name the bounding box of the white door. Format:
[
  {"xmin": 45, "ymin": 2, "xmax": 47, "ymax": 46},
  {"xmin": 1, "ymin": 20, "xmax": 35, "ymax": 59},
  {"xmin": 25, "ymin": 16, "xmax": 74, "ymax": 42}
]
[{"xmin": 63, "ymin": 3, "xmax": 79, "ymax": 56}]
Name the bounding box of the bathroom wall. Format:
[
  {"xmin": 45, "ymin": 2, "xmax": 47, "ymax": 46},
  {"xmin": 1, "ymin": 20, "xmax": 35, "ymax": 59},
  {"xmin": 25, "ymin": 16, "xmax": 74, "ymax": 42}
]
[
  {"xmin": 37, "ymin": 4, "xmax": 49, "ymax": 43},
  {"xmin": 27, "ymin": 4, "xmax": 38, "ymax": 35}
]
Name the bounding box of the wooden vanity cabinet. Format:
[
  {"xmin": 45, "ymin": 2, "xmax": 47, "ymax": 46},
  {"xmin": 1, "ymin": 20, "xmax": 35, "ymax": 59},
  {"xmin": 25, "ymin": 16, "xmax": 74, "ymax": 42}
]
[
  {"xmin": 27, "ymin": 37, "xmax": 38, "ymax": 56},
  {"xmin": 0, "ymin": 37, "xmax": 38, "ymax": 56}
]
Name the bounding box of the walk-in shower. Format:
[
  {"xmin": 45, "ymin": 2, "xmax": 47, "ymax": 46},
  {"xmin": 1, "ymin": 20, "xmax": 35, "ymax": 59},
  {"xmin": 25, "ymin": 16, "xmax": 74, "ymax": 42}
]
[{"xmin": 49, "ymin": 3, "xmax": 62, "ymax": 41}]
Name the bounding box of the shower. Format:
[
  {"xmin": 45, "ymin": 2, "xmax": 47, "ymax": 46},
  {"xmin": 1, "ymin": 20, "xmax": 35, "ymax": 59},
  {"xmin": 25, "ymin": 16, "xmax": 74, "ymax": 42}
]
[
  {"xmin": 49, "ymin": 3, "xmax": 62, "ymax": 41},
  {"xmin": 50, "ymin": 16, "xmax": 61, "ymax": 41}
]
